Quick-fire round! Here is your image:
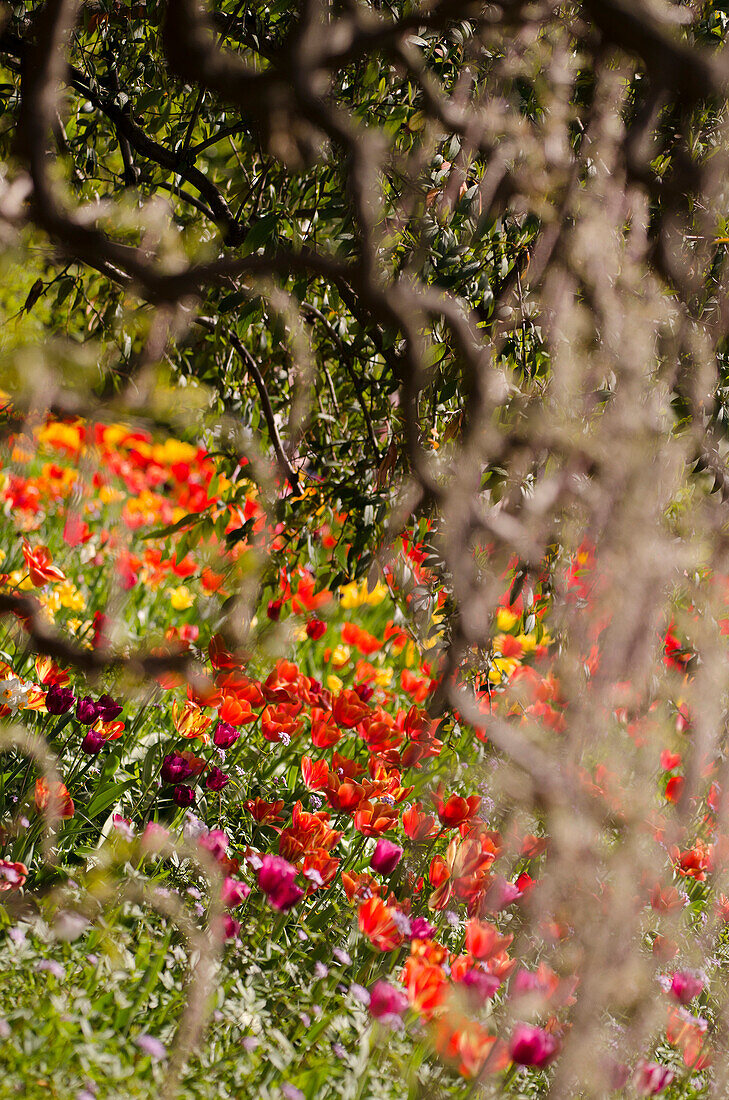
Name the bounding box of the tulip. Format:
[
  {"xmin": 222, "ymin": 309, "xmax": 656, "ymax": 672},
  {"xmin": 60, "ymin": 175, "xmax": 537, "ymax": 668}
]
[
  {"xmin": 606, "ymin": 1061, "xmax": 630, "ymax": 1091},
  {"xmin": 161, "ymin": 753, "xmax": 194, "ymax": 784},
  {"xmin": 512, "ymin": 969, "xmax": 545, "ymax": 996},
  {"xmin": 75, "ymin": 696, "xmax": 99, "ymax": 725},
  {"xmin": 670, "ymin": 970, "xmax": 704, "ymax": 1005},
  {"xmin": 205, "ymin": 766, "xmax": 229, "ymax": 791},
  {"xmin": 333, "ymin": 689, "xmax": 370, "ymax": 728},
  {"xmin": 35, "ymin": 778, "xmax": 74, "ymax": 819},
  {"xmin": 357, "ymin": 895, "xmax": 405, "ymax": 951},
  {"xmin": 0, "ymin": 859, "xmax": 28, "ymax": 891},
  {"xmin": 199, "ymin": 829, "xmax": 229, "ymax": 861},
  {"xmin": 368, "ymin": 979, "xmax": 408, "ymax": 1020},
  {"xmin": 509, "ymin": 1023, "xmax": 560, "ymax": 1068},
  {"xmin": 409, "ymin": 916, "xmax": 435, "ymax": 940},
  {"xmin": 221, "ymin": 877, "xmax": 250, "ymax": 907},
  {"xmin": 222, "ymin": 914, "xmax": 241, "ymax": 940},
  {"xmin": 173, "ymin": 785, "xmax": 195, "ymax": 807},
  {"xmin": 22, "ymin": 540, "xmax": 65, "ymax": 586},
  {"xmin": 634, "ymin": 1061, "xmax": 674, "ymax": 1096},
  {"xmin": 301, "ymin": 756, "xmax": 329, "ymax": 790},
  {"xmin": 81, "ymin": 729, "xmax": 104, "ymax": 755},
  {"xmin": 435, "ymin": 792, "xmax": 481, "ymax": 828},
  {"xmin": 258, "ymin": 854, "xmax": 304, "ymax": 911},
  {"xmin": 460, "ymin": 969, "xmax": 501, "ymax": 1001},
  {"xmin": 465, "ymin": 919, "xmax": 513, "ymax": 960},
  {"xmin": 306, "ymin": 618, "xmax": 327, "ymax": 640},
  {"xmin": 45, "ymin": 684, "xmax": 75, "ymax": 715},
  {"xmin": 213, "ymin": 721, "xmax": 240, "ymax": 750},
  {"xmin": 370, "ymin": 838, "xmax": 403, "ymax": 876},
  {"xmin": 483, "ymin": 876, "xmax": 523, "ymax": 912},
  {"xmin": 96, "ymin": 693, "xmax": 122, "ymax": 720}
]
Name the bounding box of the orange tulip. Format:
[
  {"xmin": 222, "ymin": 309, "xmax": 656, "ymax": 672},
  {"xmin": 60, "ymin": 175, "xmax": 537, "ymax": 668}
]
[
  {"xmin": 34, "ymin": 777, "xmax": 74, "ymax": 819},
  {"xmin": 358, "ymin": 895, "xmax": 404, "ymax": 951},
  {"xmin": 22, "ymin": 540, "xmax": 65, "ymax": 587}
]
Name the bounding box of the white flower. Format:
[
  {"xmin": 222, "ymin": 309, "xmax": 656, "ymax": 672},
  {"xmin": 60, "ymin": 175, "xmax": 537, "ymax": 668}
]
[{"xmin": 0, "ymin": 677, "xmax": 31, "ymax": 714}]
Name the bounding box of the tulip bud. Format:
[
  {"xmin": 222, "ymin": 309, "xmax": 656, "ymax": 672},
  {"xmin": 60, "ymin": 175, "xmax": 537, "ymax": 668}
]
[
  {"xmin": 45, "ymin": 684, "xmax": 75, "ymax": 715},
  {"xmin": 306, "ymin": 618, "xmax": 327, "ymax": 640},
  {"xmin": 370, "ymin": 838, "xmax": 403, "ymax": 876},
  {"xmin": 173, "ymin": 785, "xmax": 195, "ymax": 807},
  {"xmin": 205, "ymin": 766, "xmax": 229, "ymax": 791},
  {"xmin": 81, "ymin": 729, "xmax": 104, "ymax": 755},
  {"xmin": 75, "ymin": 696, "xmax": 99, "ymax": 725},
  {"xmin": 213, "ymin": 721, "xmax": 239, "ymax": 750}
]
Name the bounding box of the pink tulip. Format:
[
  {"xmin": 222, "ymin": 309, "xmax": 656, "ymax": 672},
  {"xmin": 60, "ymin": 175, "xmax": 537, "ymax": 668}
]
[
  {"xmin": 370, "ymin": 838, "xmax": 403, "ymax": 876},
  {"xmin": 509, "ymin": 1023, "xmax": 560, "ymax": 1068},
  {"xmin": 368, "ymin": 980, "xmax": 409, "ymax": 1020},
  {"xmin": 221, "ymin": 914, "xmax": 241, "ymax": 940},
  {"xmin": 199, "ymin": 829, "xmax": 229, "ymax": 861},
  {"xmin": 460, "ymin": 968, "xmax": 501, "ymax": 1001},
  {"xmin": 258, "ymin": 854, "xmax": 304, "ymax": 911},
  {"xmin": 484, "ymin": 875, "xmax": 522, "ymax": 912},
  {"xmin": 669, "ymin": 970, "xmax": 704, "ymax": 1004},
  {"xmin": 634, "ymin": 1061, "xmax": 674, "ymax": 1096},
  {"xmin": 221, "ymin": 877, "xmax": 250, "ymax": 907}
]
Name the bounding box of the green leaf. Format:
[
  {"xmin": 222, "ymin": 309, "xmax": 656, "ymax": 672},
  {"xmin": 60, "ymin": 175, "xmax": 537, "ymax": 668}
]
[
  {"xmin": 141, "ymin": 513, "xmax": 202, "ymax": 540},
  {"xmin": 86, "ymin": 779, "xmax": 136, "ymax": 819},
  {"xmin": 141, "ymin": 743, "xmax": 159, "ymax": 786},
  {"xmin": 242, "ymin": 213, "xmax": 279, "ymax": 254}
]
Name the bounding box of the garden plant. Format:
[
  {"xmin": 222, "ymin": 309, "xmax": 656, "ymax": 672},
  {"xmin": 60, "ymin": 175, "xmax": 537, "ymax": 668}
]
[{"xmin": 3, "ymin": 2, "xmax": 729, "ymax": 1099}]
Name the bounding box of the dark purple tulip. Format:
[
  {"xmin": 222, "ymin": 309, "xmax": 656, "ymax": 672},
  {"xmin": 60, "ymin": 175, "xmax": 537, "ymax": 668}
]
[
  {"xmin": 96, "ymin": 693, "xmax": 122, "ymax": 721},
  {"xmin": 370, "ymin": 838, "xmax": 403, "ymax": 876},
  {"xmin": 213, "ymin": 721, "xmax": 239, "ymax": 750},
  {"xmin": 173, "ymin": 785, "xmax": 195, "ymax": 808},
  {"xmin": 354, "ymin": 683, "xmax": 374, "ymax": 703},
  {"xmin": 81, "ymin": 729, "xmax": 105, "ymax": 755},
  {"xmin": 45, "ymin": 684, "xmax": 76, "ymax": 715},
  {"xmin": 161, "ymin": 753, "xmax": 194, "ymax": 784},
  {"xmin": 205, "ymin": 766, "xmax": 229, "ymax": 791},
  {"xmin": 75, "ymin": 696, "xmax": 100, "ymax": 725}
]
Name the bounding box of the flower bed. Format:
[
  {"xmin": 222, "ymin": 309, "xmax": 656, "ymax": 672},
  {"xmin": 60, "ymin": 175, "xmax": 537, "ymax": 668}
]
[{"xmin": 0, "ymin": 413, "xmax": 722, "ymax": 1099}]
